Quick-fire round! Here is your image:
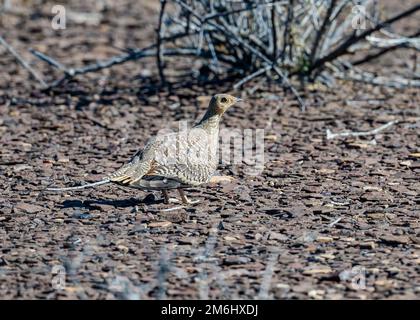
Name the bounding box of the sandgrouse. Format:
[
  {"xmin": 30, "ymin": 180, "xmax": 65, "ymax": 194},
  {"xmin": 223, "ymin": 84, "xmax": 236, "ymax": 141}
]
[{"xmin": 47, "ymin": 94, "xmax": 241, "ymax": 204}]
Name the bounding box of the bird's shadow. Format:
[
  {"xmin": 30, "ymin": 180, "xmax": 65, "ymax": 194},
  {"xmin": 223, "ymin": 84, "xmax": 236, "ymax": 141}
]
[{"xmin": 61, "ymin": 194, "xmax": 160, "ymax": 210}]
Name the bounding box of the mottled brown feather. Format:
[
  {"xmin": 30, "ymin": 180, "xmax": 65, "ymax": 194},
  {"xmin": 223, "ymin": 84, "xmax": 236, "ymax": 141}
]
[{"xmin": 106, "ymin": 94, "xmax": 239, "ymax": 191}]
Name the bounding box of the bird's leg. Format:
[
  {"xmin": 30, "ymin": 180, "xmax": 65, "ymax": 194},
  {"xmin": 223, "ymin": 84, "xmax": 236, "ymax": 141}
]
[
  {"xmin": 162, "ymin": 190, "xmax": 170, "ymax": 204},
  {"xmin": 178, "ymin": 189, "xmax": 199, "ymax": 204},
  {"xmin": 161, "ymin": 190, "xmax": 179, "ymax": 204}
]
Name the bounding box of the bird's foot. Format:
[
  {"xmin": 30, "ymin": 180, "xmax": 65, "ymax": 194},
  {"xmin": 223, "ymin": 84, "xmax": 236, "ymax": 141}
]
[
  {"xmin": 161, "ymin": 190, "xmax": 181, "ymax": 204},
  {"xmin": 178, "ymin": 189, "xmax": 200, "ymax": 205},
  {"xmin": 183, "ymin": 198, "xmax": 200, "ymax": 205},
  {"xmin": 166, "ymin": 198, "xmax": 181, "ymax": 204}
]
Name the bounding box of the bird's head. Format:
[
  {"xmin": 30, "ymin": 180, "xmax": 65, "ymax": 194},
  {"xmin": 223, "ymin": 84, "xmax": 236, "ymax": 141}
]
[{"xmin": 209, "ymin": 94, "xmax": 242, "ymax": 116}]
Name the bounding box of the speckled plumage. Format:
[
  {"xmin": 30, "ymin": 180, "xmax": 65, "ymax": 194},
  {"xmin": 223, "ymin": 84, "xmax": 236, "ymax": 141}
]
[
  {"xmin": 107, "ymin": 125, "xmax": 219, "ymax": 188},
  {"xmin": 46, "ymin": 94, "xmax": 241, "ymax": 204},
  {"xmin": 108, "ymin": 94, "xmax": 238, "ymax": 191}
]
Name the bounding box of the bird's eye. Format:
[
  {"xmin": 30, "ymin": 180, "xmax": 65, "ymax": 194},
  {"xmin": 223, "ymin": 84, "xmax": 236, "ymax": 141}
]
[{"xmin": 220, "ymin": 97, "xmax": 228, "ymax": 103}]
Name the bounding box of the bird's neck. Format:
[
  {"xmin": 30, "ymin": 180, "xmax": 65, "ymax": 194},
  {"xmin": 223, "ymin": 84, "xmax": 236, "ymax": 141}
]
[{"xmin": 195, "ymin": 110, "xmax": 222, "ymax": 131}]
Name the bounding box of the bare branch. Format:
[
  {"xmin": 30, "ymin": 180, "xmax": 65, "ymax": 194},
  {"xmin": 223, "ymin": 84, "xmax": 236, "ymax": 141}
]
[
  {"xmin": 33, "ymin": 47, "xmax": 155, "ymax": 89},
  {"xmin": 310, "ymin": 4, "xmax": 420, "ymax": 74},
  {"xmin": 352, "ymin": 30, "xmax": 420, "ymax": 66},
  {"xmin": 326, "ymin": 120, "xmax": 398, "ymax": 140},
  {"xmin": 309, "ymin": 0, "xmax": 337, "ymax": 68},
  {"xmin": 11, "ymin": 0, "xmax": 418, "ymax": 103},
  {"xmin": 233, "ymin": 65, "xmax": 271, "ymax": 90},
  {"xmin": 157, "ymin": 0, "xmax": 167, "ymax": 86},
  {"xmin": 335, "ymin": 69, "xmax": 420, "ymax": 88},
  {"xmin": 0, "ymin": 36, "xmax": 47, "ymax": 87}
]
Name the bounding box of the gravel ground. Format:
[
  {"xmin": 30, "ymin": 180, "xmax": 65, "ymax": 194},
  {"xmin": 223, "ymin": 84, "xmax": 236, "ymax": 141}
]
[{"xmin": 0, "ymin": 0, "xmax": 419, "ymax": 299}]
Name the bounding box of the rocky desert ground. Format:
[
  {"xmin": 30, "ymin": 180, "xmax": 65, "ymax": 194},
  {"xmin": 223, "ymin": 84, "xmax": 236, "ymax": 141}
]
[{"xmin": 0, "ymin": 0, "xmax": 419, "ymax": 299}]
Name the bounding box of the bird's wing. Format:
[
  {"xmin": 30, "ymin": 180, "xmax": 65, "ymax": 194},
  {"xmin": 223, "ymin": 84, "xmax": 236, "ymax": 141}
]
[
  {"xmin": 107, "ymin": 137, "xmax": 160, "ymax": 185},
  {"xmin": 147, "ymin": 127, "xmax": 218, "ymax": 186},
  {"xmin": 108, "ymin": 128, "xmax": 217, "ymax": 187}
]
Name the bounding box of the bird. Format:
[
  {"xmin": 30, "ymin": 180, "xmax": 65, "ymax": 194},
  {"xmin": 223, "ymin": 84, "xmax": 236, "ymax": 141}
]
[{"xmin": 46, "ymin": 94, "xmax": 242, "ymax": 204}]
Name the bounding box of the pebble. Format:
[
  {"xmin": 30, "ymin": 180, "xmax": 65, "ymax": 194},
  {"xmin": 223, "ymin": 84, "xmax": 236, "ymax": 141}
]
[
  {"xmin": 148, "ymin": 221, "xmax": 172, "ymax": 228},
  {"xmin": 13, "ymin": 203, "xmax": 44, "ymax": 214}
]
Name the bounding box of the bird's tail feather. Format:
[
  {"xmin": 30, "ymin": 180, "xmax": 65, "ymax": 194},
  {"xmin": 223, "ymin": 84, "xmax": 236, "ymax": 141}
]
[{"xmin": 45, "ymin": 179, "xmax": 110, "ymax": 191}]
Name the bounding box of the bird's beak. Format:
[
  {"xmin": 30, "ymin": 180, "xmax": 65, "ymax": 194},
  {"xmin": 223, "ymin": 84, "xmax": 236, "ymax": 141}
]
[{"xmin": 235, "ymin": 97, "xmax": 243, "ymax": 102}]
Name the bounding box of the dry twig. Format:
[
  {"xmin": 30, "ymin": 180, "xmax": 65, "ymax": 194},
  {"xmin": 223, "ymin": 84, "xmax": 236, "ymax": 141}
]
[
  {"xmin": 326, "ymin": 120, "xmax": 398, "ymax": 140},
  {"xmin": 0, "ymin": 36, "xmax": 47, "ymax": 87},
  {"xmin": 5, "ymin": 0, "xmax": 419, "ymax": 107}
]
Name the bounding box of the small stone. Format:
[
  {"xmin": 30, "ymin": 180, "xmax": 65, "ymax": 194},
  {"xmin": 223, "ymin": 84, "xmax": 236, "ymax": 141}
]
[
  {"xmin": 408, "ymin": 152, "xmax": 420, "ymax": 158},
  {"xmin": 276, "ymin": 283, "xmax": 290, "ymax": 290},
  {"xmin": 363, "ymin": 186, "xmax": 382, "ymax": 191},
  {"xmin": 209, "ymin": 176, "xmax": 236, "ymax": 184},
  {"xmin": 264, "ymin": 135, "xmax": 277, "ymax": 141},
  {"xmin": 13, "ymin": 164, "xmax": 32, "ymax": 172},
  {"xmin": 386, "ymin": 267, "xmax": 400, "ymax": 275},
  {"xmin": 399, "ymin": 160, "xmax": 411, "ymax": 167},
  {"xmin": 317, "ymin": 168, "xmax": 335, "ymax": 175},
  {"xmin": 347, "ymin": 142, "xmax": 370, "ymax": 149},
  {"xmin": 361, "ymin": 191, "xmax": 388, "ymax": 202},
  {"xmin": 374, "ymin": 279, "xmax": 393, "ymax": 287},
  {"xmin": 380, "ymin": 235, "xmax": 410, "ymax": 245},
  {"xmin": 292, "ymin": 282, "xmax": 313, "ymax": 293},
  {"xmin": 177, "ymin": 237, "xmax": 197, "ymax": 245},
  {"xmin": 168, "ymin": 102, "xmax": 180, "ymax": 110},
  {"xmin": 308, "ymin": 289, "xmax": 325, "ymax": 299},
  {"xmin": 268, "ymin": 232, "xmax": 288, "ymax": 241},
  {"xmin": 19, "ymin": 142, "xmax": 32, "ymax": 151},
  {"xmin": 319, "ymin": 253, "xmax": 335, "ymax": 260},
  {"xmin": 255, "ymin": 233, "xmax": 263, "ymax": 241},
  {"xmin": 224, "ymin": 236, "xmax": 237, "ymax": 241},
  {"xmin": 359, "ymin": 241, "xmax": 376, "ymax": 249},
  {"xmin": 72, "ymin": 212, "xmax": 92, "ymax": 219},
  {"xmin": 117, "ymin": 245, "xmax": 129, "ymax": 253},
  {"xmin": 366, "ymin": 212, "xmax": 384, "ymax": 220},
  {"xmin": 223, "ymin": 256, "xmax": 251, "ymax": 266},
  {"xmin": 148, "ymin": 221, "xmax": 172, "ymax": 228},
  {"xmin": 303, "ymin": 266, "xmax": 332, "ymax": 275},
  {"xmin": 312, "ymin": 207, "xmax": 333, "ymax": 214},
  {"xmin": 14, "ymin": 203, "xmax": 44, "ymax": 214},
  {"xmin": 316, "ymin": 236, "xmax": 333, "ymax": 243}
]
